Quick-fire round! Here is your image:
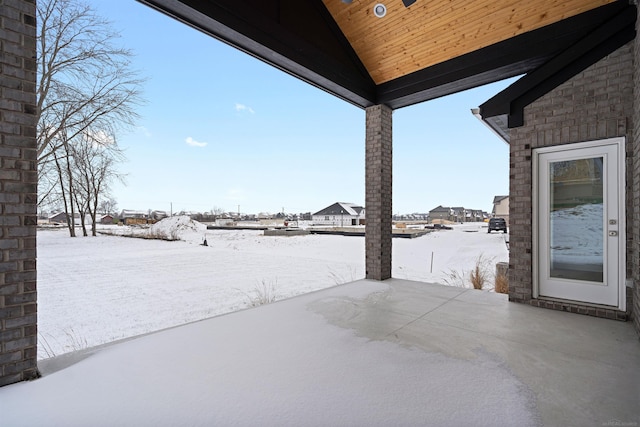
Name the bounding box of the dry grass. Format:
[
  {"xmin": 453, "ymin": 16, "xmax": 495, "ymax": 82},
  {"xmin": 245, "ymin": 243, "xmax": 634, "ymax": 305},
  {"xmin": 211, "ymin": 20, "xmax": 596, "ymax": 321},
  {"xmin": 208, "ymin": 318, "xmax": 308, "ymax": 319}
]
[
  {"xmin": 443, "ymin": 268, "xmax": 466, "ymax": 288},
  {"xmin": 39, "ymin": 327, "xmax": 89, "ymax": 359},
  {"xmin": 145, "ymin": 229, "xmax": 179, "ymax": 241},
  {"xmin": 469, "ymin": 254, "xmax": 491, "ymax": 290},
  {"xmin": 495, "ymin": 272, "xmax": 509, "ymax": 294},
  {"xmin": 242, "ymin": 279, "xmax": 279, "ymax": 307},
  {"xmin": 442, "ymin": 254, "xmax": 496, "ymax": 291},
  {"xmin": 328, "ymin": 265, "xmax": 359, "ymax": 285},
  {"xmin": 99, "ymin": 228, "xmax": 180, "ymax": 241}
]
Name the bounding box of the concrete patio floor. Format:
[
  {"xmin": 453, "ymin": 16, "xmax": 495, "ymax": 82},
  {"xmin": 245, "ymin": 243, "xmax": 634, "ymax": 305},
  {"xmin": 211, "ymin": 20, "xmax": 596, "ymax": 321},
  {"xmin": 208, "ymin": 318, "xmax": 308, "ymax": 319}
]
[{"xmin": 2, "ymin": 279, "xmax": 639, "ymax": 426}]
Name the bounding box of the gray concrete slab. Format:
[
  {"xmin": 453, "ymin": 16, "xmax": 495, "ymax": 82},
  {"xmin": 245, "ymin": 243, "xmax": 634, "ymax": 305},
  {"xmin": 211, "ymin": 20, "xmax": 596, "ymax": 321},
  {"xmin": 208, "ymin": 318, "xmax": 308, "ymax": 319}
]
[
  {"xmin": 4, "ymin": 278, "xmax": 639, "ymax": 427},
  {"xmin": 308, "ymin": 279, "xmax": 640, "ymax": 427}
]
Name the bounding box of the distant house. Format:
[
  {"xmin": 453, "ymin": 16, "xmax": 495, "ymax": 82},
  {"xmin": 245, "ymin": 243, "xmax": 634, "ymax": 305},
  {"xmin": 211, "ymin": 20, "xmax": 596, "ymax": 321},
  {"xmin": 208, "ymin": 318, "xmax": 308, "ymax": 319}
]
[
  {"xmin": 451, "ymin": 207, "xmax": 467, "ymax": 222},
  {"xmin": 429, "ymin": 206, "xmax": 487, "ymax": 223},
  {"xmin": 428, "ymin": 205, "xmax": 453, "ymax": 222},
  {"xmin": 492, "ymin": 196, "xmax": 509, "ymax": 223},
  {"xmin": 119, "ymin": 209, "xmax": 148, "ymax": 225},
  {"xmin": 312, "ymin": 202, "xmax": 365, "ymax": 226},
  {"xmin": 467, "ymin": 209, "xmax": 487, "ymax": 222},
  {"xmin": 48, "ymin": 212, "xmax": 79, "ymax": 224},
  {"xmin": 100, "ymin": 214, "xmax": 115, "ymax": 225}
]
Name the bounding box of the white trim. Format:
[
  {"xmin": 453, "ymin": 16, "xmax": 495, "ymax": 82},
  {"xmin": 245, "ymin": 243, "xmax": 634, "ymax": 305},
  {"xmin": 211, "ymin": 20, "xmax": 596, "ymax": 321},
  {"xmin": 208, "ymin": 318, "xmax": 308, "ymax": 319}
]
[
  {"xmin": 532, "ymin": 137, "xmax": 626, "ymax": 310},
  {"xmin": 616, "ymin": 137, "xmax": 627, "ymax": 311}
]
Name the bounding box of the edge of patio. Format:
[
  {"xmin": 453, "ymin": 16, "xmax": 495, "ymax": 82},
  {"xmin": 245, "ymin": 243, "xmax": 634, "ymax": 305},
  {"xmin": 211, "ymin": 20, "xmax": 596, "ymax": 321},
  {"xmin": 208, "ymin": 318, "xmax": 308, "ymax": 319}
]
[{"xmin": 2, "ymin": 278, "xmax": 638, "ymax": 426}]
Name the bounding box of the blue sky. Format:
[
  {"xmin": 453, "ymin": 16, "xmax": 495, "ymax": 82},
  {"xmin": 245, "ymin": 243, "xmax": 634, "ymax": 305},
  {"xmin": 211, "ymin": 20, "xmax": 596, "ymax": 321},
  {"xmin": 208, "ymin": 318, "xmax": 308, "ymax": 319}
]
[{"xmin": 92, "ymin": 1, "xmax": 512, "ymax": 215}]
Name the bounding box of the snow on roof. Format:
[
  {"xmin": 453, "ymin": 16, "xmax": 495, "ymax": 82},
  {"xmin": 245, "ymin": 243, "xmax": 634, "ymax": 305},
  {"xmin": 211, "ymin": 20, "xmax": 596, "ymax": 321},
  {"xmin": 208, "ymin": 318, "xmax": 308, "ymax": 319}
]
[
  {"xmin": 120, "ymin": 209, "xmax": 148, "ymax": 217},
  {"xmin": 312, "ymin": 202, "xmax": 364, "ymax": 217}
]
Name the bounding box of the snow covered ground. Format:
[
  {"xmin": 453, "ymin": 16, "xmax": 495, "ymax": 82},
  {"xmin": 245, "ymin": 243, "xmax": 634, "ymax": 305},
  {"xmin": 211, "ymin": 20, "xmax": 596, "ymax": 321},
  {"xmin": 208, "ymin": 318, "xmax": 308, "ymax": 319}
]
[
  {"xmin": 550, "ymin": 202, "xmax": 603, "ymax": 267},
  {"xmin": 37, "ymin": 218, "xmax": 508, "ymax": 359}
]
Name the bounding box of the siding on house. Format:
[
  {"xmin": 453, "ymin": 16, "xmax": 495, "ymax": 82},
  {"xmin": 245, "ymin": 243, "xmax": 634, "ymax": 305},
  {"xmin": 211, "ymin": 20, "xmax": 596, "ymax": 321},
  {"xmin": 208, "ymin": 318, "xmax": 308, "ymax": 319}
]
[
  {"xmin": 312, "ymin": 202, "xmax": 365, "ymax": 226},
  {"xmin": 100, "ymin": 215, "xmax": 115, "ymax": 225},
  {"xmin": 428, "ymin": 206, "xmax": 452, "ymax": 221},
  {"xmin": 492, "ymin": 196, "xmax": 509, "ymax": 222}
]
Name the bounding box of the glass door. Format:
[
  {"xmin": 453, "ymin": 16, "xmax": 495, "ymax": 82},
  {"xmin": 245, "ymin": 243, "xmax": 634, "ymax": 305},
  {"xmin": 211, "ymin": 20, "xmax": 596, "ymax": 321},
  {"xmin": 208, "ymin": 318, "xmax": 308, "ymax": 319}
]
[{"xmin": 535, "ymin": 138, "xmax": 624, "ymax": 309}]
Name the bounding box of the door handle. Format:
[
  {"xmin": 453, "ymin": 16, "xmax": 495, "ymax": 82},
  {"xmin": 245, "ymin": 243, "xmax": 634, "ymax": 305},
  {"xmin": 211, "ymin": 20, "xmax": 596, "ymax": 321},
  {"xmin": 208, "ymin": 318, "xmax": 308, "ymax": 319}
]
[{"xmin": 609, "ymin": 231, "xmax": 618, "ymax": 237}]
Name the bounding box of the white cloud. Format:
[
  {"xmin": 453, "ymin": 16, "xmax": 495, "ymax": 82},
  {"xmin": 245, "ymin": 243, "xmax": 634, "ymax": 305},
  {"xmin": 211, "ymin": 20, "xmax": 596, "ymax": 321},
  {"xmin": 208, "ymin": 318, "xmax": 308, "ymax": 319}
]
[
  {"xmin": 137, "ymin": 126, "xmax": 152, "ymax": 138},
  {"xmin": 185, "ymin": 137, "xmax": 207, "ymax": 148},
  {"xmin": 235, "ymin": 103, "xmax": 255, "ymax": 114},
  {"xmin": 85, "ymin": 129, "xmax": 115, "ymax": 147}
]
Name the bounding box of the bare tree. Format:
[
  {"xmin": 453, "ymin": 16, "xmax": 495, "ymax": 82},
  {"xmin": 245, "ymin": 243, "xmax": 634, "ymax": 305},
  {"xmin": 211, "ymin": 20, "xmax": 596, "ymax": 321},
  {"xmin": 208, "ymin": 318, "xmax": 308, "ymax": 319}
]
[
  {"xmin": 210, "ymin": 206, "xmax": 226, "ymax": 219},
  {"xmin": 36, "ymin": 0, "xmax": 144, "ymax": 236},
  {"xmin": 71, "ymin": 131, "xmax": 125, "ymax": 236},
  {"xmin": 50, "ymin": 132, "xmax": 77, "ymax": 236},
  {"xmin": 98, "ymin": 197, "xmax": 118, "ymax": 216}
]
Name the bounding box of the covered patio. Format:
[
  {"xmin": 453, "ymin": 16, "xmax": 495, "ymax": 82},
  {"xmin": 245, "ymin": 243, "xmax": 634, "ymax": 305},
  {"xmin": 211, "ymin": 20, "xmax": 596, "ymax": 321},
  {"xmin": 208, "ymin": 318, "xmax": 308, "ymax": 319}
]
[
  {"xmin": 1, "ymin": 279, "xmax": 638, "ymax": 426},
  {"xmin": 1, "ymin": 0, "xmax": 639, "ymax": 402}
]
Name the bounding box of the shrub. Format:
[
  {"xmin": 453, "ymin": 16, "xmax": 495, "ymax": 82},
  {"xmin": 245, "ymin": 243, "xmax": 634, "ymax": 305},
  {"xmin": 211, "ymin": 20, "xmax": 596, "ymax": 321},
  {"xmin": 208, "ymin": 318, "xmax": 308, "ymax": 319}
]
[{"xmin": 470, "ymin": 255, "xmax": 490, "ymax": 290}]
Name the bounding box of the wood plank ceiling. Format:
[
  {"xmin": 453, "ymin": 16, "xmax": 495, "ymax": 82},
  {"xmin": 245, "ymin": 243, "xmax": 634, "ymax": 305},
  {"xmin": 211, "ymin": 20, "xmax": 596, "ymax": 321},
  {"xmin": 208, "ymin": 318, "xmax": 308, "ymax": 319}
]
[
  {"xmin": 137, "ymin": 0, "xmax": 634, "ymax": 110},
  {"xmin": 323, "ymin": 0, "xmax": 616, "ymax": 84}
]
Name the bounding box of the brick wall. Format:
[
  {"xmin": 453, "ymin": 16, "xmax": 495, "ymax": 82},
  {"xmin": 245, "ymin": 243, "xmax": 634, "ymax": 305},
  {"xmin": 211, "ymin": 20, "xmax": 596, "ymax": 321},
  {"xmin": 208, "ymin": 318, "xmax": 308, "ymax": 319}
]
[
  {"xmin": 633, "ymin": 6, "xmax": 640, "ymax": 336},
  {"xmin": 0, "ymin": 0, "xmax": 39, "ymax": 387},
  {"xmin": 509, "ymin": 42, "xmax": 635, "ymax": 322},
  {"xmin": 365, "ymin": 104, "xmax": 392, "ymax": 280}
]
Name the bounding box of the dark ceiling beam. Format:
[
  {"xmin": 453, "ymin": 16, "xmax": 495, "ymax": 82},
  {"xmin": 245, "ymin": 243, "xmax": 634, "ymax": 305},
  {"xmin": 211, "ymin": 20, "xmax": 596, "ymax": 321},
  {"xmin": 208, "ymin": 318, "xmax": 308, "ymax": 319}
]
[
  {"xmin": 479, "ymin": 3, "xmax": 637, "ymax": 128},
  {"xmin": 138, "ymin": 1, "xmax": 633, "ymax": 111},
  {"xmin": 138, "ymin": 0, "xmax": 377, "ymax": 107},
  {"xmin": 377, "ymin": 1, "xmax": 631, "ymax": 110}
]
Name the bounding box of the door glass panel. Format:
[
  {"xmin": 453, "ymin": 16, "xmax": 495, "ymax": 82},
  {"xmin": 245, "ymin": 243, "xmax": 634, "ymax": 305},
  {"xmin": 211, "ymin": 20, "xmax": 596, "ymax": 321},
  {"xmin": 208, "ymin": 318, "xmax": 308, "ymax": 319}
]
[{"xmin": 549, "ymin": 157, "xmax": 604, "ymax": 282}]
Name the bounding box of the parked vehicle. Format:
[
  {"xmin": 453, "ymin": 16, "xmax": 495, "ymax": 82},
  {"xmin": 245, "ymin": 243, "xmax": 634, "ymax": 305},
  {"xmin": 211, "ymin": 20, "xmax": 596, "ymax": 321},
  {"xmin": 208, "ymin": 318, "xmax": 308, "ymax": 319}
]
[{"xmin": 488, "ymin": 218, "xmax": 507, "ymax": 233}]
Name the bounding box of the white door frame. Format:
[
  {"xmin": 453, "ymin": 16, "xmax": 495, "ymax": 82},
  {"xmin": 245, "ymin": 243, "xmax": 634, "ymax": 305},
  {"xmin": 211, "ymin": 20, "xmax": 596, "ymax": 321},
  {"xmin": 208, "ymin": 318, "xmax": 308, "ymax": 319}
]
[{"xmin": 532, "ymin": 137, "xmax": 626, "ymax": 310}]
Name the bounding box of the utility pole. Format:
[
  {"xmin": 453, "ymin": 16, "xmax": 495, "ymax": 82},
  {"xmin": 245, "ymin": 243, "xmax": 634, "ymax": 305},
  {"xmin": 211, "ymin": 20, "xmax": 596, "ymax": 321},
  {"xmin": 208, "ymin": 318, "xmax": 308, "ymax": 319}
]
[{"xmin": 170, "ymin": 202, "xmax": 173, "ymax": 217}]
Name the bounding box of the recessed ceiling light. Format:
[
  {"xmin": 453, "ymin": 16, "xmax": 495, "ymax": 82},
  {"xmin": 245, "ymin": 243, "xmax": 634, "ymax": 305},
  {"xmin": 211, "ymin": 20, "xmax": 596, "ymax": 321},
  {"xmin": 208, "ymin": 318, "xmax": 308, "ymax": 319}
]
[{"xmin": 373, "ymin": 3, "xmax": 387, "ymax": 18}]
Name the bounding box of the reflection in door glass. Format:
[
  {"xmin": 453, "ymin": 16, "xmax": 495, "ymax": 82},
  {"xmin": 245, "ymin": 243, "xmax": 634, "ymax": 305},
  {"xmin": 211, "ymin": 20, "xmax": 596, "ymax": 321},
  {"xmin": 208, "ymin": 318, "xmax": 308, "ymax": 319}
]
[{"xmin": 549, "ymin": 157, "xmax": 604, "ymax": 282}]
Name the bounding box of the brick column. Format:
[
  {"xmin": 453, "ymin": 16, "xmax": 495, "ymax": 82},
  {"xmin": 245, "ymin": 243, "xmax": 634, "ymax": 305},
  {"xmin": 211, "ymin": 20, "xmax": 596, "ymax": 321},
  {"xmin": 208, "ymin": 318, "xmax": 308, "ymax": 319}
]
[
  {"xmin": 365, "ymin": 104, "xmax": 392, "ymax": 280},
  {"xmin": 0, "ymin": 0, "xmax": 39, "ymax": 387},
  {"xmin": 633, "ymin": 5, "xmax": 640, "ymax": 336}
]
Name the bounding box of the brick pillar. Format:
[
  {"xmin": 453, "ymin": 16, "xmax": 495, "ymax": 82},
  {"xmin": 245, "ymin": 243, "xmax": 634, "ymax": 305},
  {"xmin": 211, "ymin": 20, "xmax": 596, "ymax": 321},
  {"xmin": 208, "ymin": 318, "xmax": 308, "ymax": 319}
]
[
  {"xmin": 365, "ymin": 104, "xmax": 392, "ymax": 280},
  {"xmin": 633, "ymin": 5, "xmax": 640, "ymax": 336},
  {"xmin": 0, "ymin": 0, "xmax": 39, "ymax": 387}
]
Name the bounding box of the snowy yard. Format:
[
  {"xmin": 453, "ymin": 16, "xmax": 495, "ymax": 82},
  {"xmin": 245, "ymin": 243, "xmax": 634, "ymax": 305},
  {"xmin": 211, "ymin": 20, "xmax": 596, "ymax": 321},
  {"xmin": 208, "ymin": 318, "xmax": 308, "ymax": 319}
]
[{"xmin": 37, "ymin": 218, "xmax": 508, "ymax": 359}]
